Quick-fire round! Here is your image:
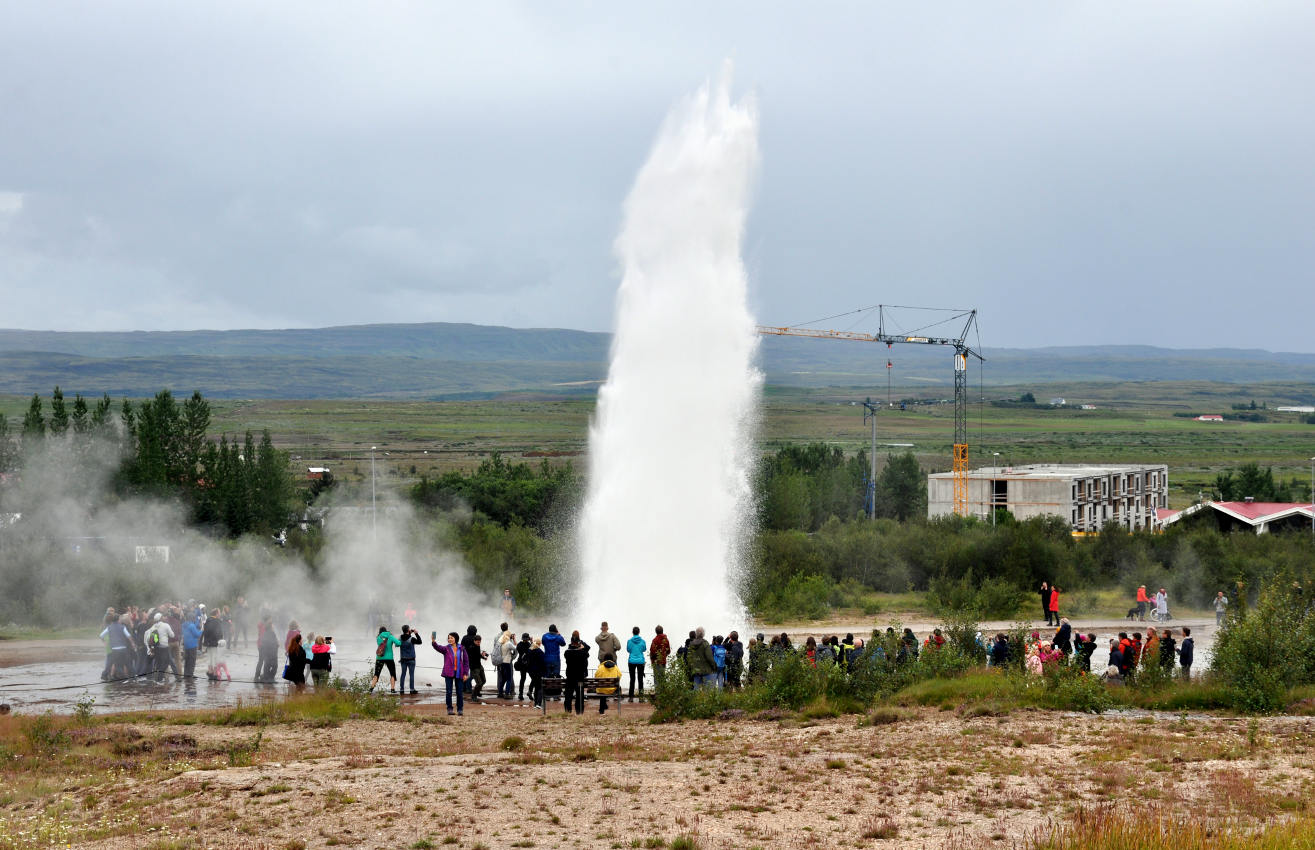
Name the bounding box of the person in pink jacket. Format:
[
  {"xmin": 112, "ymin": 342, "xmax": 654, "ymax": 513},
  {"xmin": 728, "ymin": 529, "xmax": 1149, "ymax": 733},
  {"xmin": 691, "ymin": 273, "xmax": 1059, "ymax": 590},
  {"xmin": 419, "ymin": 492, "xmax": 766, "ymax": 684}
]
[{"xmin": 432, "ymin": 631, "xmax": 471, "ymax": 716}]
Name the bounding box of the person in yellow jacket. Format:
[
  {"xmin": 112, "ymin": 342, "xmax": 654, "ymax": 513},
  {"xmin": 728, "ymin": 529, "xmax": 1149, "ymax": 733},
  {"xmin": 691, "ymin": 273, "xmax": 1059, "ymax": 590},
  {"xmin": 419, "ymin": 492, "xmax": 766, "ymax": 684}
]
[{"xmin": 594, "ymin": 657, "xmax": 622, "ymax": 714}]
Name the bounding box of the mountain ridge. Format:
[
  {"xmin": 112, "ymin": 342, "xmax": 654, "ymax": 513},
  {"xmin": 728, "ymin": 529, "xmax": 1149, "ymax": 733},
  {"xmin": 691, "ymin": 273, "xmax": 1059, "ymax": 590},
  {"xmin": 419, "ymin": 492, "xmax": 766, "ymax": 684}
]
[{"xmin": 0, "ymin": 323, "xmax": 1312, "ymax": 399}]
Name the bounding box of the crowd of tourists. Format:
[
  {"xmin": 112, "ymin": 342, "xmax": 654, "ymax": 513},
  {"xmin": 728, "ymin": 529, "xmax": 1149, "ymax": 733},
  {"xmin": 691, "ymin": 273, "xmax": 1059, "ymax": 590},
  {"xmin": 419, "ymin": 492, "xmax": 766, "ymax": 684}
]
[
  {"xmin": 982, "ymin": 619, "xmax": 1195, "ymax": 682},
  {"xmin": 95, "ymin": 581, "xmax": 1216, "ymax": 715},
  {"xmin": 97, "ymin": 597, "xmax": 257, "ymax": 683}
]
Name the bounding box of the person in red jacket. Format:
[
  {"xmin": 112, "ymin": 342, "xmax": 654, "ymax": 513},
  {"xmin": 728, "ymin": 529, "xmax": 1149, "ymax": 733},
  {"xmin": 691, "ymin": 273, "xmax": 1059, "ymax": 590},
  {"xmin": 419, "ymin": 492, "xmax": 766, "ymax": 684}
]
[
  {"xmin": 1136, "ymin": 585, "xmax": 1149, "ymax": 621},
  {"xmin": 1049, "ymin": 586, "xmax": 1061, "ymax": 624},
  {"xmin": 650, "ymin": 625, "xmax": 671, "ymax": 685}
]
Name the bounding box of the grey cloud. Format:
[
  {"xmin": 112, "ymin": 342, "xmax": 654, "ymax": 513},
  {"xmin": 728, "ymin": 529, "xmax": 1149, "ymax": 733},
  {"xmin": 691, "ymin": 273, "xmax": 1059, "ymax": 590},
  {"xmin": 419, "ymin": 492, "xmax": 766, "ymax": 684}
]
[{"xmin": 0, "ymin": 1, "xmax": 1312, "ymax": 349}]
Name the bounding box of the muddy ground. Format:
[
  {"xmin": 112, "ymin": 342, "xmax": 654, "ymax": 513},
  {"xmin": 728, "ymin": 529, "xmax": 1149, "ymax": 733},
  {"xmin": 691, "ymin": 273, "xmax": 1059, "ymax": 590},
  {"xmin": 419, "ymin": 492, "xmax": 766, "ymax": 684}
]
[{"xmin": 4, "ymin": 697, "xmax": 1313, "ymax": 850}]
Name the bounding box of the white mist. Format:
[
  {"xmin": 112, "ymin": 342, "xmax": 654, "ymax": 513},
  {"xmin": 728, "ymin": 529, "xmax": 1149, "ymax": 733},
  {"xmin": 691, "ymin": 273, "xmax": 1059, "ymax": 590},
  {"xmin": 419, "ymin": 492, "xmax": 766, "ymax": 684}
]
[{"xmin": 577, "ymin": 66, "xmax": 761, "ymax": 635}]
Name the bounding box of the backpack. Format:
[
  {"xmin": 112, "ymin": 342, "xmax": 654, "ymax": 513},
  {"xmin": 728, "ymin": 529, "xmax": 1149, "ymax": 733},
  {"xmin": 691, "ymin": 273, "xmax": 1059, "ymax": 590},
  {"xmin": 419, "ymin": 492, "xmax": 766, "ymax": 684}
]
[{"xmin": 376, "ymin": 637, "xmax": 388, "ymax": 658}]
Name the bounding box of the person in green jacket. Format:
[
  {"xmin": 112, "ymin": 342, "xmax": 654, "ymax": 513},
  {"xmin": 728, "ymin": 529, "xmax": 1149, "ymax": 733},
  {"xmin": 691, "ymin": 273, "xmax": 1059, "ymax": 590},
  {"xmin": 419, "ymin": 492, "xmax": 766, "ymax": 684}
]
[
  {"xmin": 371, "ymin": 626, "xmax": 402, "ymax": 693},
  {"xmin": 686, "ymin": 627, "xmax": 718, "ymax": 689}
]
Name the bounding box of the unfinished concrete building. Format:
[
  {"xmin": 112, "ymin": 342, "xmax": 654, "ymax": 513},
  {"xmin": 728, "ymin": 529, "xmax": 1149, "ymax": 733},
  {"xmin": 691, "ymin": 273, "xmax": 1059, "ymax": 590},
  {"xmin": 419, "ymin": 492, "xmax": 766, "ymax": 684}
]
[{"xmin": 928, "ymin": 463, "xmax": 1170, "ymax": 531}]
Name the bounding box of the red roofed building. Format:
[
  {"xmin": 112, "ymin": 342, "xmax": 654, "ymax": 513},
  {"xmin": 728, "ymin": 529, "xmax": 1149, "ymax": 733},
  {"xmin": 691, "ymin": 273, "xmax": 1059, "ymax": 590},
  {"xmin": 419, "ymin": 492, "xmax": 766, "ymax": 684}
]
[{"xmin": 1159, "ymin": 500, "xmax": 1314, "ymax": 534}]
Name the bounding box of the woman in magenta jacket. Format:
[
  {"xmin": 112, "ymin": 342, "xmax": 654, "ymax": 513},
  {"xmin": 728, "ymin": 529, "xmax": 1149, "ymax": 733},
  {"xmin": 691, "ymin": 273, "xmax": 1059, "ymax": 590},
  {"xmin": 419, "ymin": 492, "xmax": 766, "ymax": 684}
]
[{"xmin": 432, "ymin": 631, "xmax": 471, "ymax": 716}]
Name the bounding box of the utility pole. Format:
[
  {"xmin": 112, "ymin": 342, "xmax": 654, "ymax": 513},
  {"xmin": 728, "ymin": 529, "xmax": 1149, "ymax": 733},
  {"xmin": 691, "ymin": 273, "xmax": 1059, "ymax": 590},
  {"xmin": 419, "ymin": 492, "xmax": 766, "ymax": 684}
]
[
  {"xmin": 863, "ymin": 398, "xmax": 880, "ymax": 520},
  {"xmin": 1309, "ymin": 457, "xmax": 1314, "ymax": 540},
  {"xmin": 371, "ymin": 445, "xmax": 377, "ymax": 543},
  {"xmin": 992, "ymin": 452, "xmax": 1000, "ymax": 526}
]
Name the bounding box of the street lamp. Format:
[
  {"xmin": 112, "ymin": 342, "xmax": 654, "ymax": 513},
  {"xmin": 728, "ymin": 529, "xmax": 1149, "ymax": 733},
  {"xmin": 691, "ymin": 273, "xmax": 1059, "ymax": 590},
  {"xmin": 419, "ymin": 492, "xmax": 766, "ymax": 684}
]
[
  {"xmin": 371, "ymin": 446, "xmax": 377, "ymax": 542},
  {"xmin": 992, "ymin": 452, "xmax": 1000, "ymax": 526}
]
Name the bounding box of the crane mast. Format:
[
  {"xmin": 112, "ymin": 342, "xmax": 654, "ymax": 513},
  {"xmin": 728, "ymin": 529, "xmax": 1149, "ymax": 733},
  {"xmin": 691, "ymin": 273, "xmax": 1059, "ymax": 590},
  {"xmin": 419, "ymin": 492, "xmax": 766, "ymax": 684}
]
[{"xmin": 758, "ymin": 306, "xmax": 983, "ymax": 517}]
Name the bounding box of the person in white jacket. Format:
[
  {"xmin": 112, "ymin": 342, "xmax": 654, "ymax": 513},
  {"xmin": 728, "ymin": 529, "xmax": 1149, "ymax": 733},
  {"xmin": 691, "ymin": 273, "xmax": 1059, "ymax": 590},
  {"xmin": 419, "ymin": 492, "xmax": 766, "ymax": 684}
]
[
  {"xmin": 144, "ymin": 613, "xmax": 176, "ymax": 682},
  {"xmin": 496, "ymin": 630, "xmax": 517, "ymax": 699}
]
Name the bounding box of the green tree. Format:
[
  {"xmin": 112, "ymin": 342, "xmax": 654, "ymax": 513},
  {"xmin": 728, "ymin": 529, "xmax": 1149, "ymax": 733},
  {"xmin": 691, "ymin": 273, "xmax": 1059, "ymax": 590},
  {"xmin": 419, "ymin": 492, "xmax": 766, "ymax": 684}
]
[
  {"xmin": 48, "ymin": 387, "xmax": 69, "ymax": 435},
  {"xmin": 180, "ymin": 390, "xmax": 210, "ymax": 483},
  {"xmin": 0, "ymin": 415, "xmax": 15, "ymax": 473},
  {"xmin": 21, "ymin": 394, "xmax": 44, "ymax": 441},
  {"xmin": 71, "ymin": 394, "xmax": 89, "ymax": 434},
  {"xmin": 873, "ymin": 451, "xmax": 926, "ymax": 521},
  {"xmin": 91, "ymin": 394, "xmax": 113, "ymax": 432},
  {"xmin": 254, "ymin": 430, "xmax": 291, "ymax": 531},
  {"xmin": 1214, "ymin": 462, "xmax": 1283, "ymax": 502},
  {"xmin": 762, "ymin": 471, "xmax": 812, "ymax": 530}
]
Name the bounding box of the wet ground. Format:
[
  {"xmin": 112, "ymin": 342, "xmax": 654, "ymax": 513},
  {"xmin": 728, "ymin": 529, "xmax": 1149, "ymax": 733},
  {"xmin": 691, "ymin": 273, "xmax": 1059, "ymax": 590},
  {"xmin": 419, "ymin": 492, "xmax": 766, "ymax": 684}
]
[
  {"xmin": 0, "ymin": 636, "xmax": 475, "ymax": 714},
  {"xmin": 0, "ymin": 616, "xmax": 1220, "ymax": 714}
]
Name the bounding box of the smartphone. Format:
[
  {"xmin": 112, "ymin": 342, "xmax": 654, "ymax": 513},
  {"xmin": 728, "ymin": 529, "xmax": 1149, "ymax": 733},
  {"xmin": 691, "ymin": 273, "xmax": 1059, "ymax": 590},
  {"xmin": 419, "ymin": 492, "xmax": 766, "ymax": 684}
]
[{"xmin": 431, "ymin": 630, "xmax": 437, "ymax": 641}]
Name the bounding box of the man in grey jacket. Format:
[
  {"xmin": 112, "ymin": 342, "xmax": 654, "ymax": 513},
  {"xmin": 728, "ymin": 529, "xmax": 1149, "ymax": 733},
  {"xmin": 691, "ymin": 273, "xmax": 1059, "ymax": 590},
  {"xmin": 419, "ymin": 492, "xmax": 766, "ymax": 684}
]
[{"xmin": 594, "ymin": 622, "xmax": 622, "ymax": 664}]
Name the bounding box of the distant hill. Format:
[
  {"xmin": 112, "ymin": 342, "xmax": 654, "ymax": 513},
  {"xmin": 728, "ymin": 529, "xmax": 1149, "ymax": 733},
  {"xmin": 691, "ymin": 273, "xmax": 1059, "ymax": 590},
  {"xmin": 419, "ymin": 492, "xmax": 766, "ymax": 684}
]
[{"xmin": 0, "ymin": 323, "xmax": 1313, "ymax": 399}]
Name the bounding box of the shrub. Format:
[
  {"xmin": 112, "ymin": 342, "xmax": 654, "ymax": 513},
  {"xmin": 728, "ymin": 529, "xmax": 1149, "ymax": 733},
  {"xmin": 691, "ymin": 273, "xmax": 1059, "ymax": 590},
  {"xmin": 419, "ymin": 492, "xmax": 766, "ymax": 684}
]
[
  {"xmin": 1211, "ymin": 581, "xmax": 1315, "ymax": 712},
  {"xmin": 929, "ymin": 571, "xmax": 1026, "ymax": 619}
]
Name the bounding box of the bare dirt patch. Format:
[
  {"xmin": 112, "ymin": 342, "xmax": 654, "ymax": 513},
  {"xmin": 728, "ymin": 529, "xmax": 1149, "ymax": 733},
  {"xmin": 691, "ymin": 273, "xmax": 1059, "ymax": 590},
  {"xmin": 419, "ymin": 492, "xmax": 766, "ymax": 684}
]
[{"xmin": 5, "ymin": 702, "xmax": 1314, "ymax": 850}]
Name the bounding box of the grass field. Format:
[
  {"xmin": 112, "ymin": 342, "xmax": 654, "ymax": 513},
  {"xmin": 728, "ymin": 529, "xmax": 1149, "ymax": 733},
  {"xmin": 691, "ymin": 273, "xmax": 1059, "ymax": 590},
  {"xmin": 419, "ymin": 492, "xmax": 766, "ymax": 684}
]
[{"xmin": 3, "ymin": 382, "xmax": 1313, "ymax": 508}]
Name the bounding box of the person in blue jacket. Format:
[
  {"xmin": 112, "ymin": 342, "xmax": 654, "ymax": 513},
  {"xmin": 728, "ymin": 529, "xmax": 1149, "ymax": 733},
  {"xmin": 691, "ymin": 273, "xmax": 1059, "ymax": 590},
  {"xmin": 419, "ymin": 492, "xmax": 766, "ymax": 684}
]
[
  {"xmin": 542, "ymin": 624, "xmax": 567, "ymax": 677},
  {"xmin": 626, "ymin": 626, "xmax": 647, "ymax": 702},
  {"xmin": 182, "ymin": 616, "xmax": 203, "ymax": 679}
]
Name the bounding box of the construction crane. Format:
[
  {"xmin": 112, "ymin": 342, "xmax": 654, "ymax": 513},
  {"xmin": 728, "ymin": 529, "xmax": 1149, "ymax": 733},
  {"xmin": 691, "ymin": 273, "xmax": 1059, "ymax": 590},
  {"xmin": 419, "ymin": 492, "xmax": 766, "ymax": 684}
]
[{"xmin": 758, "ymin": 305, "xmax": 984, "ymax": 517}]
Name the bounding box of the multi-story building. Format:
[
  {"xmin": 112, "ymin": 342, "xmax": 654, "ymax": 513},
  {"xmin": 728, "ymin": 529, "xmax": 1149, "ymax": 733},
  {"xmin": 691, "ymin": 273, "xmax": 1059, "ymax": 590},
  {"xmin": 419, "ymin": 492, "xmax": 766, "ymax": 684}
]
[{"xmin": 927, "ymin": 463, "xmax": 1170, "ymax": 531}]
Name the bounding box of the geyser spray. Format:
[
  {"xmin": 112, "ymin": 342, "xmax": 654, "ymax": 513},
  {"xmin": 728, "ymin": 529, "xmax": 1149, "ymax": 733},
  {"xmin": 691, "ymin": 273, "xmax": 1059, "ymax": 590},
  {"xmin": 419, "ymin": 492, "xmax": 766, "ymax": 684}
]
[{"xmin": 577, "ymin": 65, "xmax": 761, "ymax": 635}]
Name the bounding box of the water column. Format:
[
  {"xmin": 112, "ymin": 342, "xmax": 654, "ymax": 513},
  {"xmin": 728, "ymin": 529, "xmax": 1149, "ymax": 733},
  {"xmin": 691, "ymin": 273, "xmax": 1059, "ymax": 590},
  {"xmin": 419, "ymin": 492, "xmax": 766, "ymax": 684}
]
[{"xmin": 577, "ymin": 66, "xmax": 761, "ymax": 635}]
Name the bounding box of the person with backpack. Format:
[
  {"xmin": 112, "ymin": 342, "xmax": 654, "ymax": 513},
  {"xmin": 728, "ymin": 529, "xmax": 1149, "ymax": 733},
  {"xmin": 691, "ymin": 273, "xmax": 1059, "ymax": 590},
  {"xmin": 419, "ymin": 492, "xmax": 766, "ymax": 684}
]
[
  {"xmin": 397, "ymin": 625, "xmax": 422, "ymax": 695},
  {"xmin": 431, "ymin": 631, "xmax": 471, "ymax": 716},
  {"xmin": 711, "ymin": 635, "xmax": 727, "ymax": 685},
  {"xmin": 650, "ymin": 626, "xmax": 671, "ymax": 686},
  {"xmin": 625, "ymin": 627, "xmax": 647, "ymax": 702},
  {"xmin": 371, "ymin": 626, "xmax": 402, "ymax": 693},
  {"xmin": 144, "ymin": 613, "xmax": 176, "ymax": 683}
]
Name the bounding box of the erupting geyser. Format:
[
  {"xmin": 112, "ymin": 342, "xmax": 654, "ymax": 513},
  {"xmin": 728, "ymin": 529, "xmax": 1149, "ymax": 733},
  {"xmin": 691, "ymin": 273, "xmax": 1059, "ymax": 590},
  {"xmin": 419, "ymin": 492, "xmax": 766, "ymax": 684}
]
[{"xmin": 577, "ymin": 65, "xmax": 761, "ymax": 633}]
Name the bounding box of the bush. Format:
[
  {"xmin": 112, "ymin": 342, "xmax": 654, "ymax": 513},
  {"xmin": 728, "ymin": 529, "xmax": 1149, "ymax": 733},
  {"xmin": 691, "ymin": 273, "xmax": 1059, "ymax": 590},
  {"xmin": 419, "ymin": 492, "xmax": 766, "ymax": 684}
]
[
  {"xmin": 1211, "ymin": 581, "xmax": 1315, "ymax": 712},
  {"xmin": 928, "ymin": 572, "xmax": 1026, "ymax": 619}
]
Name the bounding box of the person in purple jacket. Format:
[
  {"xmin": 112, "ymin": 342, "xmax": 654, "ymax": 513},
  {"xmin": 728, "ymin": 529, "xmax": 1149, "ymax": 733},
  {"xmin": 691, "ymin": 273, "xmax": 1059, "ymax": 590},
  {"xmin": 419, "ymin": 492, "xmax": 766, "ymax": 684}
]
[{"xmin": 432, "ymin": 631, "xmax": 471, "ymax": 716}]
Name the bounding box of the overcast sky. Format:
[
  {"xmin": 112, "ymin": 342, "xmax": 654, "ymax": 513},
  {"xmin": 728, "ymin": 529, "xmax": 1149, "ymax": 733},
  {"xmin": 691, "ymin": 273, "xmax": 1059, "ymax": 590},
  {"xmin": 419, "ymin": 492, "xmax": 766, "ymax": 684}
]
[{"xmin": 2, "ymin": 2, "xmax": 1312, "ymax": 351}]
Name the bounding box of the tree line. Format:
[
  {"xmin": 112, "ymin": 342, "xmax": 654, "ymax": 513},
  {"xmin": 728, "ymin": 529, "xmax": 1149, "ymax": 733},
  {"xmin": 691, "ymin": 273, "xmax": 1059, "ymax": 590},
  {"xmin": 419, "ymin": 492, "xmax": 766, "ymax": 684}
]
[{"xmin": 1, "ymin": 387, "xmax": 292, "ymax": 537}]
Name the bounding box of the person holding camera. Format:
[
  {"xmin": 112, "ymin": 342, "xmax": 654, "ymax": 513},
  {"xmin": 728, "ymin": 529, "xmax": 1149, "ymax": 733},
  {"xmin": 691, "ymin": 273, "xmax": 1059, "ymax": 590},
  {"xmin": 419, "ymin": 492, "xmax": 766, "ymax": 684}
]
[
  {"xmin": 398, "ymin": 625, "xmax": 422, "ymax": 695},
  {"xmin": 432, "ymin": 631, "xmax": 471, "ymax": 716}
]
